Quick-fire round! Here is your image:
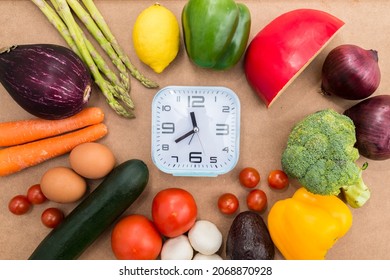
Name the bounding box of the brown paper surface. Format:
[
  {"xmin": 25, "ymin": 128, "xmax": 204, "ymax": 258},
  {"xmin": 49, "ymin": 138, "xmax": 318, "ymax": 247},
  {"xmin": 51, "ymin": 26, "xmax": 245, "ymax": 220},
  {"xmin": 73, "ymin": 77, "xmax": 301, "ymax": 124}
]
[{"xmin": 0, "ymin": 0, "xmax": 389, "ymax": 260}]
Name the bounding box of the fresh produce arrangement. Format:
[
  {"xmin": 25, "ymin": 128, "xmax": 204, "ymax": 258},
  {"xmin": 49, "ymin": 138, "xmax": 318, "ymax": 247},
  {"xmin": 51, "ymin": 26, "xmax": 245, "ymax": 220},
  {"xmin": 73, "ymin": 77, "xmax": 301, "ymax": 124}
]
[{"xmin": 1, "ymin": 0, "xmax": 390, "ymax": 261}]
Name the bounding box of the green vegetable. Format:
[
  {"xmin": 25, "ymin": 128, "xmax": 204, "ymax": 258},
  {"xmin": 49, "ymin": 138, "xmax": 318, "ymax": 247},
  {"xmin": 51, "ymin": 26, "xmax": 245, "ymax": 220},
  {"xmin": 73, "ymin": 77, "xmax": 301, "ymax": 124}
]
[
  {"xmin": 81, "ymin": 0, "xmax": 158, "ymax": 88},
  {"xmin": 29, "ymin": 159, "xmax": 149, "ymax": 260},
  {"xmin": 182, "ymin": 0, "xmax": 251, "ymax": 70},
  {"xmin": 281, "ymin": 109, "xmax": 370, "ymax": 208},
  {"xmin": 32, "ymin": 0, "xmax": 159, "ymax": 118}
]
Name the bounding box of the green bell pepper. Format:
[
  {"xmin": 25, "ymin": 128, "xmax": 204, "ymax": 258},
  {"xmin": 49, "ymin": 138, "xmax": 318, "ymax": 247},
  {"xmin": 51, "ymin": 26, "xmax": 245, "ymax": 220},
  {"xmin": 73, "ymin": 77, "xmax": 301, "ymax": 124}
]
[{"xmin": 182, "ymin": 0, "xmax": 251, "ymax": 70}]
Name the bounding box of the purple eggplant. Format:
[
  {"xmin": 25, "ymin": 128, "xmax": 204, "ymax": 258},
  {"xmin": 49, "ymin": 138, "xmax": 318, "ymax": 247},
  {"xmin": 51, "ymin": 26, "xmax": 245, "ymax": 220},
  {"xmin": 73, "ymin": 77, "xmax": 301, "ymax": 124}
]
[{"xmin": 0, "ymin": 44, "xmax": 92, "ymax": 119}]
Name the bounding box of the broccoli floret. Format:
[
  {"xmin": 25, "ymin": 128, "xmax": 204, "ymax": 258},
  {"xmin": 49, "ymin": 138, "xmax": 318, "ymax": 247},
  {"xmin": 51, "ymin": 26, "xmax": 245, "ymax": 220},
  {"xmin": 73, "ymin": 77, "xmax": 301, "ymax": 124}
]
[{"xmin": 281, "ymin": 109, "xmax": 370, "ymax": 208}]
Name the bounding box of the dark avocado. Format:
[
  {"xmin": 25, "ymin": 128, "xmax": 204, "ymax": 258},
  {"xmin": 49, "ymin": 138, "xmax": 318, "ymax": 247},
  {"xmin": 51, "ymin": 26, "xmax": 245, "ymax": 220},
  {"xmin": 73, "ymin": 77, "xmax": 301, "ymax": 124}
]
[{"xmin": 226, "ymin": 211, "xmax": 275, "ymax": 260}]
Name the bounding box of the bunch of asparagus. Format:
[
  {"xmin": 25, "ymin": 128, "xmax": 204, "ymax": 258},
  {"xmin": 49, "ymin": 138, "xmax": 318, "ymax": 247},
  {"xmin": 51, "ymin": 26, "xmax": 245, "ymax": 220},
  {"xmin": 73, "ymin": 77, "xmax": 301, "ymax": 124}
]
[{"xmin": 32, "ymin": 0, "xmax": 159, "ymax": 118}]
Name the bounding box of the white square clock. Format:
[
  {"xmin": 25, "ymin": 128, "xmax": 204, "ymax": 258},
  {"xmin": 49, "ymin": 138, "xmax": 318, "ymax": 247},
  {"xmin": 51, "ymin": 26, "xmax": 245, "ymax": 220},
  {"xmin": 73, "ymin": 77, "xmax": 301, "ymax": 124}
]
[{"xmin": 151, "ymin": 86, "xmax": 241, "ymax": 177}]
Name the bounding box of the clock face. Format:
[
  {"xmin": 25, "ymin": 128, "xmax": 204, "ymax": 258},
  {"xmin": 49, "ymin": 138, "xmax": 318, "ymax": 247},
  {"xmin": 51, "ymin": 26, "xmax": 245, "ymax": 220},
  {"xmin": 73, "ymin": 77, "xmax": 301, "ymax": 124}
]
[{"xmin": 151, "ymin": 86, "xmax": 240, "ymax": 176}]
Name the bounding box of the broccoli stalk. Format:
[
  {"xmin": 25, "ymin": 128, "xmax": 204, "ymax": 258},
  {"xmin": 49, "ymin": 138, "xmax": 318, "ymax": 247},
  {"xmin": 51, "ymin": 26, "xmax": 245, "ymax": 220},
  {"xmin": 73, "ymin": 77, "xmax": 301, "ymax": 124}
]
[
  {"xmin": 341, "ymin": 164, "xmax": 370, "ymax": 208},
  {"xmin": 281, "ymin": 109, "xmax": 371, "ymax": 208}
]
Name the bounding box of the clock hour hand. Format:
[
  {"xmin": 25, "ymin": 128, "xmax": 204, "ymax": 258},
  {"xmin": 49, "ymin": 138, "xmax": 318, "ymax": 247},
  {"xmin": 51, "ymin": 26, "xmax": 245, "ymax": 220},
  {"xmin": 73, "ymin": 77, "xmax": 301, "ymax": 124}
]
[
  {"xmin": 175, "ymin": 129, "xmax": 195, "ymax": 143},
  {"xmin": 190, "ymin": 111, "xmax": 198, "ymax": 128}
]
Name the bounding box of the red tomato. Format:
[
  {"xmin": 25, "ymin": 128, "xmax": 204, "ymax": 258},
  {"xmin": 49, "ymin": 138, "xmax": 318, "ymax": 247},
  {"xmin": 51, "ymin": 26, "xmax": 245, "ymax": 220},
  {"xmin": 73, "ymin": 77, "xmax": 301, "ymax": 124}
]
[
  {"xmin": 27, "ymin": 184, "xmax": 47, "ymax": 204},
  {"xmin": 246, "ymin": 189, "xmax": 267, "ymax": 212},
  {"xmin": 41, "ymin": 207, "xmax": 64, "ymax": 228},
  {"xmin": 8, "ymin": 195, "xmax": 31, "ymax": 215},
  {"xmin": 218, "ymin": 193, "xmax": 239, "ymax": 215},
  {"xmin": 268, "ymin": 170, "xmax": 289, "ymax": 190},
  {"xmin": 239, "ymin": 167, "xmax": 260, "ymax": 188},
  {"xmin": 152, "ymin": 188, "xmax": 197, "ymax": 238},
  {"xmin": 111, "ymin": 214, "xmax": 162, "ymax": 260}
]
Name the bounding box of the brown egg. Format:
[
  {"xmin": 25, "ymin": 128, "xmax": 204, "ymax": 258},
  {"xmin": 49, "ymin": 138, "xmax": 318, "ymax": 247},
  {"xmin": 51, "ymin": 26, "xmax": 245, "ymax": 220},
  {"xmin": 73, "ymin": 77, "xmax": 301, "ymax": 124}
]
[
  {"xmin": 40, "ymin": 167, "xmax": 87, "ymax": 203},
  {"xmin": 69, "ymin": 142, "xmax": 116, "ymax": 179}
]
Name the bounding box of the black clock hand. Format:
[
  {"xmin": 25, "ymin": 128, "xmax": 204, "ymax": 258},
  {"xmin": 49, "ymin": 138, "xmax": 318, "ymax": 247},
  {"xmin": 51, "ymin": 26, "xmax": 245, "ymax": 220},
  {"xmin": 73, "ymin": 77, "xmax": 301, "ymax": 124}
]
[
  {"xmin": 190, "ymin": 111, "xmax": 198, "ymax": 128},
  {"xmin": 175, "ymin": 129, "xmax": 195, "ymax": 143}
]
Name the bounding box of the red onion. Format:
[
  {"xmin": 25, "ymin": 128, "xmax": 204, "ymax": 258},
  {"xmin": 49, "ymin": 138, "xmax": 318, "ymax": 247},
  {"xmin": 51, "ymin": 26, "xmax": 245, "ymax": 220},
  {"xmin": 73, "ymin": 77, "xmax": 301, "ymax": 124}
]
[
  {"xmin": 321, "ymin": 44, "xmax": 381, "ymax": 100},
  {"xmin": 344, "ymin": 95, "xmax": 390, "ymax": 160}
]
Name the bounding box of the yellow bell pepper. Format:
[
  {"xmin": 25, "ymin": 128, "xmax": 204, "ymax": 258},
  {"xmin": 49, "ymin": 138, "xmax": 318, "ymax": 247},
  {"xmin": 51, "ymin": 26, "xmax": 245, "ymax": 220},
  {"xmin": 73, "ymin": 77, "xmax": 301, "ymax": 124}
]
[{"xmin": 268, "ymin": 187, "xmax": 353, "ymax": 260}]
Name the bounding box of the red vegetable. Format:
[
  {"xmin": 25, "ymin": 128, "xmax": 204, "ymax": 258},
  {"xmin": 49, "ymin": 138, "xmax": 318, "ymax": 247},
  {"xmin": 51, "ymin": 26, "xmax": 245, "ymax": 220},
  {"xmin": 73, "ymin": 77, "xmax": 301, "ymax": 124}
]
[
  {"xmin": 268, "ymin": 170, "xmax": 289, "ymax": 190},
  {"xmin": 27, "ymin": 184, "xmax": 47, "ymax": 205},
  {"xmin": 246, "ymin": 189, "xmax": 267, "ymax": 212},
  {"xmin": 244, "ymin": 9, "xmax": 344, "ymax": 107},
  {"xmin": 218, "ymin": 193, "xmax": 239, "ymax": 215},
  {"xmin": 239, "ymin": 167, "xmax": 260, "ymax": 188},
  {"xmin": 321, "ymin": 44, "xmax": 381, "ymax": 100},
  {"xmin": 152, "ymin": 188, "xmax": 197, "ymax": 238},
  {"xmin": 111, "ymin": 215, "xmax": 162, "ymax": 260},
  {"xmin": 8, "ymin": 195, "xmax": 31, "ymax": 215},
  {"xmin": 344, "ymin": 95, "xmax": 390, "ymax": 160},
  {"xmin": 41, "ymin": 208, "xmax": 64, "ymax": 228}
]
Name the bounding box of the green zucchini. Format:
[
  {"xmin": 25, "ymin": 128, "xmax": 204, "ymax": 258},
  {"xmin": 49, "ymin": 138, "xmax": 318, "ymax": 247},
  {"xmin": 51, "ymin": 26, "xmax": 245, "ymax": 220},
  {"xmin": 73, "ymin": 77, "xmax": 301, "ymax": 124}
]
[{"xmin": 29, "ymin": 159, "xmax": 149, "ymax": 260}]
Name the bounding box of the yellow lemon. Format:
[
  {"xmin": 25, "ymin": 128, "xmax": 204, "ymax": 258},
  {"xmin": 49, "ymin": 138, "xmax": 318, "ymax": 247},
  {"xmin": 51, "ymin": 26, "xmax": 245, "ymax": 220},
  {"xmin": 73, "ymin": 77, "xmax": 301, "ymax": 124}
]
[{"xmin": 133, "ymin": 3, "xmax": 180, "ymax": 73}]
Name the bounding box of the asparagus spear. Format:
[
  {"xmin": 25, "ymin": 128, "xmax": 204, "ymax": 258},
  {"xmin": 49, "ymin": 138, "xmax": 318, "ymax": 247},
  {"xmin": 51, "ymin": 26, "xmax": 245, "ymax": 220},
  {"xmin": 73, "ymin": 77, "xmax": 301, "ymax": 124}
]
[
  {"xmin": 65, "ymin": 0, "xmax": 130, "ymax": 90},
  {"xmin": 49, "ymin": 0, "xmax": 133, "ymax": 109},
  {"xmin": 52, "ymin": 0, "xmax": 134, "ymax": 118},
  {"xmin": 81, "ymin": 0, "xmax": 159, "ymax": 88},
  {"xmin": 31, "ymin": 0, "xmax": 80, "ymax": 57}
]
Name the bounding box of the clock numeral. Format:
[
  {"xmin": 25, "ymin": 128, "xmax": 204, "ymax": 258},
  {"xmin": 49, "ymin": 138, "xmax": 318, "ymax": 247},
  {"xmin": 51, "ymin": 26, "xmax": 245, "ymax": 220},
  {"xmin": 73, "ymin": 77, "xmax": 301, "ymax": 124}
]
[
  {"xmin": 210, "ymin": 156, "xmax": 217, "ymax": 163},
  {"xmin": 189, "ymin": 152, "xmax": 202, "ymax": 163},
  {"xmin": 222, "ymin": 147, "xmax": 229, "ymax": 153},
  {"xmin": 222, "ymin": 106, "xmax": 230, "ymax": 113},
  {"xmin": 161, "ymin": 122, "xmax": 175, "ymax": 134},
  {"xmin": 216, "ymin": 124, "xmax": 229, "ymax": 135},
  {"xmin": 162, "ymin": 144, "xmax": 169, "ymax": 151},
  {"xmin": 188, "ymin": 96, "xmax": 205, "ymax": 107},
  {"xmin": 162, "ymin": 105, "xmax": 171, "ymax": 111},
  {"xmin": 171, "ymin": 156, "xmax": 179, "ymax": 162}
]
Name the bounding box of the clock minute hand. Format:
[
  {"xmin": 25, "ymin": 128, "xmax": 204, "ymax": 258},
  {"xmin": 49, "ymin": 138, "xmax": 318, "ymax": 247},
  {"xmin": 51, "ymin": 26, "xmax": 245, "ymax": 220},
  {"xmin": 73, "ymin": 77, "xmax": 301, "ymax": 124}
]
[{"xmin": 175, "ymin": 129, "xmax": 195, "ymax": 143}]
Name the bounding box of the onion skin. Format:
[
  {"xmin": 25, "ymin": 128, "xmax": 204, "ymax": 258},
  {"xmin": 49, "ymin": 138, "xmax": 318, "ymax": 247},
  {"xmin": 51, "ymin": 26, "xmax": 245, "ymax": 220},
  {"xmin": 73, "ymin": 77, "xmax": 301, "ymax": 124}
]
[
  {"xmin": 344, "ymin": 95, "xmax": 390, "ymax": 160},
  {"xmin": 321, "ymin": 44, "xmax": 381, "ymax": 100},
  {"xmin": 0, "ymin": 44, "xmax": 92, "ymax": 119}
]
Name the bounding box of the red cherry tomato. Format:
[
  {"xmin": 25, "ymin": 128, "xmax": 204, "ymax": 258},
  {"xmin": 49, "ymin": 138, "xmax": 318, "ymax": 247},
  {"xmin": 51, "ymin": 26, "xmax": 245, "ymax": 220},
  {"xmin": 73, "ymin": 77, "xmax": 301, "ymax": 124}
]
[
  {"xmin": 41, "ymin": 207, "xmax": 64, "ymax": 228},
  {"xmin": 27, "ymin": 184, "xmax": 47, "ymax": 204},
  {"xmin": 246, "ymin": 189, "xmax": 267, "ymax": 212},
  {"xmin": 111, "ymin": 214, "xmax": 162, "ymax": 260},
  {"xmin": 8, "ymin": 195, "xmax": 31, "ymax": 215},
  {"xmin": 268, "ymin": 170, "xmax": 289, "ymax": 190},
  {"xmin": 218, "ymin": 193, "xmax": 239, "ymax": 215},
  {"xmin": 152, "ymin": 188, "xmax": 197, "ymax": 238},
  {"xmin": 239, "ymin": 167, "xmax": 260, "ymax": 188}
]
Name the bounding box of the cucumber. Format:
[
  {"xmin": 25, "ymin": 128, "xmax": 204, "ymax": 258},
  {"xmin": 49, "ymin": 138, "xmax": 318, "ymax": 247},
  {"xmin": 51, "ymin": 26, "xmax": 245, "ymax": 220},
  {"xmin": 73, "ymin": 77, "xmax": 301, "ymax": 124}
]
[{"xmin": 29, "ymin": 159, "xmax": 149, "ymax": 260}]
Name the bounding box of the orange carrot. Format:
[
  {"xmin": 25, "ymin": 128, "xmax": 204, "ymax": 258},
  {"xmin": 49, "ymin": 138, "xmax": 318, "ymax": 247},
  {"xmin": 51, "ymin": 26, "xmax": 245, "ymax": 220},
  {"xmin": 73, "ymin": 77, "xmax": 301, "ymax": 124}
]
[
  {"xmin": 0, "ymin": 107, "xmax": 105, "ymax": 147},
  {"xmin": 0, "ymin": 123, "xmax": 108, "ymax": 177}
]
